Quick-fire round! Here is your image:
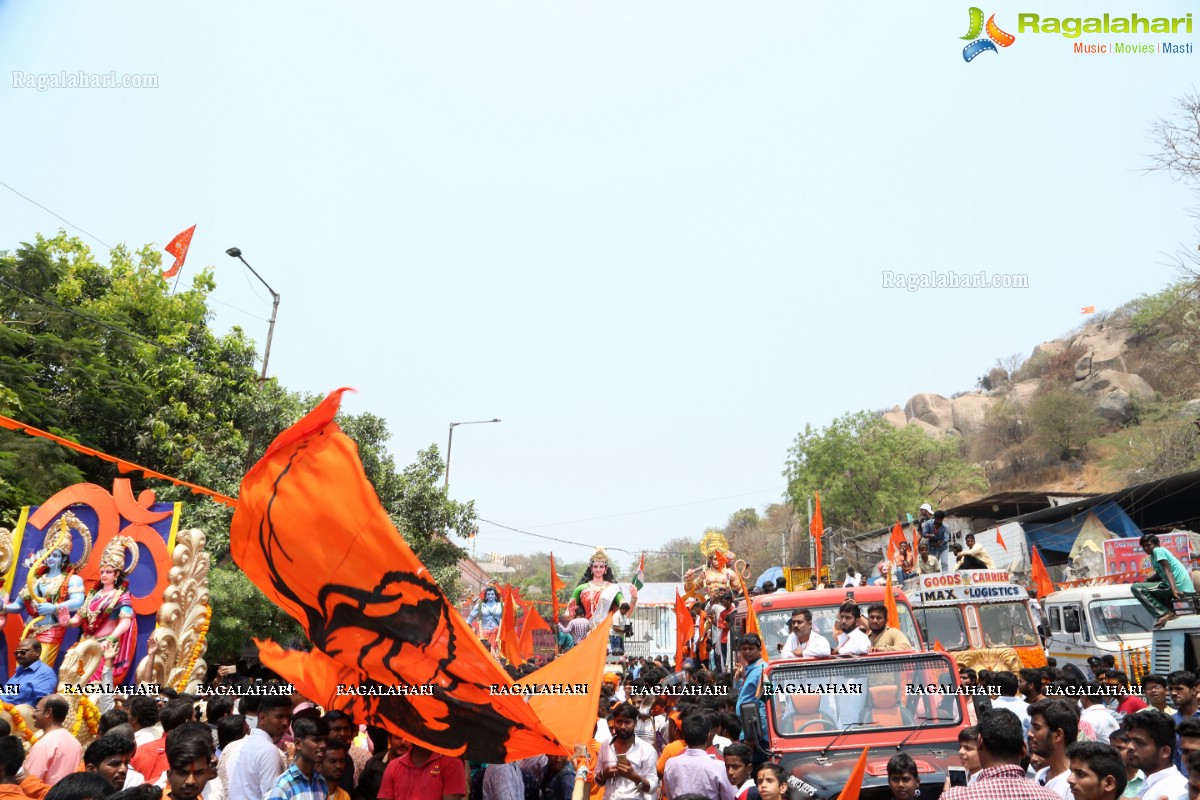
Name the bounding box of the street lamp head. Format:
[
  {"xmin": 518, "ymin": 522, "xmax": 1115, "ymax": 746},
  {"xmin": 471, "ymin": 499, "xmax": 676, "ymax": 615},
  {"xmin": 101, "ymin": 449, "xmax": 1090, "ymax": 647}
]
[{"xmin": 225, "ymin": 247, "xmax": 242, "ymax": 258}]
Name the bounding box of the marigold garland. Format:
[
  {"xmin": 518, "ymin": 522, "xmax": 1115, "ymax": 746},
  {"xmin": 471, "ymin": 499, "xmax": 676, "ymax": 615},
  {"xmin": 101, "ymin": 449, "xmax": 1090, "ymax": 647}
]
[
  {"xmin": 174, "ymin": 605, "xmax": 212, "ymax": 692},
  {"xmin": 69, "ymin": 695, "xmax": 100, "ymax": 739},
  {"xmin": 0, "ymin": 702, "xmax": 34, "ymax": 743}
]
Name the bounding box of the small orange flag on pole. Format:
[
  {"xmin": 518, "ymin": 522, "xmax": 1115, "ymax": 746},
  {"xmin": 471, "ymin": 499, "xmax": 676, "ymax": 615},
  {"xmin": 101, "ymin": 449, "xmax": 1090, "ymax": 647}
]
[
  {"xmin": 549, "ymin": 553, "xmax": 567, "ymax": 628},
  {"xmin": 1031, "ymin": 546, "xmax": 1054, "ymax": 599},
  {"xmin": 933, "ymin": 640, "xmax": 946, "ymax": 652},
  {"xmin": 162, "ymin": 225, "xmax": 196, "ymax": 279},
  {"xmin": 674, "ymin": 590, "xmax": 695, "ymax": 668},
  {"xmin": 811, "ymin": 492, "xmax": 825, "ymax": 577},
  {"xmin": 1081, "ymin": 306, "xmax": 1096, "ymax": 314},
  {"xmin": 996, "ymin": 525, "xmax": 1008, "ymax": 552},
  {"xmin": 884, "ymin": 567, "xmax": 900, "ymax": 629},
  {"xmin": 888, "ymin": 522, "xmax": 906, "ymax": 561},
  {"xmin": 499, "ymin": 586, "xmax": 525, "ymax": 667},
  {"xmin": 735, "ymin": 570, "xmax": 768, "ymax": 662},
  {"xmin": 837, "ymin": 748, "xmax": 871, "ymax": 800}
]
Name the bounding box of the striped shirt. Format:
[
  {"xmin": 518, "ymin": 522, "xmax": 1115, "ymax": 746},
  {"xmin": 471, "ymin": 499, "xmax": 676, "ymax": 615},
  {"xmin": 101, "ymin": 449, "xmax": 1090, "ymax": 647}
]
[{"xmin": 264, "ymin": 764, "xmax": 329, "ymax": 800}]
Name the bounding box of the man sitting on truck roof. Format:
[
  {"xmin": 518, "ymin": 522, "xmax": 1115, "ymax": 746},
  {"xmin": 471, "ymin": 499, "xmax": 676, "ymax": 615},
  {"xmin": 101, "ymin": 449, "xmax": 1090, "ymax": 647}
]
[
  {"xmin": 917, "ymin": 541, "xmax": 941, "ymax": 575},
  {"xmin": 865, "ymin": 603, "xmax": 912, "ymax": 652},
  {"xmin": 1132, "ymin": 534, "xmax": 1195, "ymax": 629},
  {"xmin": 957, "ymin": 534, "xmax": 995, "ymax": 570}
]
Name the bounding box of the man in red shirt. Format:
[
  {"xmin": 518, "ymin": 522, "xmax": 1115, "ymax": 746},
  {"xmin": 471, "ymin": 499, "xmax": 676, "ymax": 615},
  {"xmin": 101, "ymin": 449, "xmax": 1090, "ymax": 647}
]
[
  {"xmin": 1104, "ymin": 671, "xmax": 1148, "ymax": 716},
  {"xmin": 132, "ymin": 699, "xmax": 196, "ymax": 784},
  {"xmin": 377, "ymin": 744, "xmax": 466, "ymax": 800}
]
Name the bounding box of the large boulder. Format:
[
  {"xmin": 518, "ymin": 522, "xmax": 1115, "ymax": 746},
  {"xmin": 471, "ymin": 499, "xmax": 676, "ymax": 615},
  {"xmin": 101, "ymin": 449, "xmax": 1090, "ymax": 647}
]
[
  {"xmin": 1009, "ymin": 380, "xmax": 1041, "ymax": 408},
  {"xmin": 1074, "ymin": 353, "xmax": 1092, "ymax": 381},
  {"xmin": 1072, "ymin": 324, "xmax": 1129, "ymax": 373},
  {"xmin": 1179, "ymin": 399, "xmax": 1200, "ymax": 418},
  {"xmin": 1094, "ymin": 390, "xmax": 1133, "ymax": 423},
  {"xmin": 951, "ymin": 394, "xmax": 996, "ymax": 438},
  {"xmin": 904, "ymin": 393, "xmax": 954, "ymax": 431},
  {"xmin": 881, "ymin": 406, "xmax": 907, "ymax": 430},
  {"xmin": 905, "ymin": 418, "xmax": 945, "ymax": 438},
  {"xmin": 1031, "ymin": 339, "xmax": 1068, "ymax": 361},
  {"xmin": 1076, "ymin": 369, "xmax": 1155, "ymax": 401}
]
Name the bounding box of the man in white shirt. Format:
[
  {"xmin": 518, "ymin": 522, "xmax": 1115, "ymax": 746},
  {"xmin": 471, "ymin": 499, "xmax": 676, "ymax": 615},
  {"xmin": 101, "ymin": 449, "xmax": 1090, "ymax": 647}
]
[
  {"xmin": 843, "ymin": 568, "xmax": 861, "ymax": 588},
  {"xmin": 595, "ymin": 704, "xmax": 658, "ymax": 799},
  {"xmin": 832, "ymin": 602, "xmax": 870, "ymax": 656},
  {"xmin": 1123, "ymin": 710, "xmax": 1188, "ymax": 800},
  {"xmin": 227, "ymin": 696, "xmax": 291, "ymax": 800},
  {"xmin": 1028, "ymin": 698, "xmax": 1079, "ymax": 800},
  {"xmin": 991, "ymin": 672, "xmax": 1031, "ymax": 738},
  {"xmin": 1080, "ymin": 689, "xmax": 1120, "ymax": 745},
  {"xmin": 782, "ymin": 610, "xmax": 831, "ymax": 658}
]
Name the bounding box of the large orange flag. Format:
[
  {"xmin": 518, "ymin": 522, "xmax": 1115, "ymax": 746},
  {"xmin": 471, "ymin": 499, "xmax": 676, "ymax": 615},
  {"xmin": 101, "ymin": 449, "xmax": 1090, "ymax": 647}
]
[
  {"xmin": 837, "ymin": 748, "xmax": 870, "ymax": 800},
  {"xmin": 674, "ymin": 590, "xmax": 695, "ymax": 668},
  {"xmin": 162, "ymin": 225, "xmax": 195, "ymax": 279},
  {"xmin": 518, "ymin": 613, "xmax": 613, "ymax": 750},
  {"xmin": 499, "ymin": 586, "xmax": 525, "ymax": 667},
  {"xmin": 1031, "ymin": 546, "xmax": 1054, "ymax": 599},
  {"xmin": 230, "ymin": 388, "xmax": 566, "ymax": 762},
  {"xmin": 810, "ymin": 492, "xmax": 825, "ymax": 575}
]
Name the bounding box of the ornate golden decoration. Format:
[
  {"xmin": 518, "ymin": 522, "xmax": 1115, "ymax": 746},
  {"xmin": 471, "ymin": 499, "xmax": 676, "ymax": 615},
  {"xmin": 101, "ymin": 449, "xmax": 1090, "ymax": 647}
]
[
  {"xmin": 98, "ymin": 535, "xmax": 139, "ymax": 574},
  {"xmin": 57, "ymin": 637, "xmax": 104, "ymax": 749},
  {"xmin": 135, "ymin": 528, "xmax": 210, "ymax": 691},
  {"xmin": 954, "ymin": 647, "xmax": 1022, "ymax": 674},
  {"xmin": 0, "ymin": 527, "xmax": 13, "ymax": 577},
  {"xmin": 699, "ymin": 531, "xmax": 730, "ymax": 558}
]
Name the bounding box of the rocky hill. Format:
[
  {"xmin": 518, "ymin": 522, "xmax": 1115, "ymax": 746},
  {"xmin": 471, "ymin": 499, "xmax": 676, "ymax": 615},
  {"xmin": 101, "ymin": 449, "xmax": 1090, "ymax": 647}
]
[{"xmin": 880, "ymin": 286, "xmax": 1200, "ymax": 495}]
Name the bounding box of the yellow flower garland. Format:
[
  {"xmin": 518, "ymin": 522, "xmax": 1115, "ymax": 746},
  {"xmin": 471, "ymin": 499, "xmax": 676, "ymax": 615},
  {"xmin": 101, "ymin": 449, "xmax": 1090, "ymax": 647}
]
[
  {"xmin": 174, "ymin": 605, "xmax": 212, "ymax": 692},
  {"xmin": 0, "ymin": 701, "xmax": 34, "ymax": 743},
  {"xmin": 69, "ymin": 695, "xmax": 100, "ymax": 739}
]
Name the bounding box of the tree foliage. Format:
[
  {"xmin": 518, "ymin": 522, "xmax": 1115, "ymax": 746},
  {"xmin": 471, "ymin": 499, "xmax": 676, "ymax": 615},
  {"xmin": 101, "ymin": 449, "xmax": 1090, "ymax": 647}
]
[
  {"xmin": 0, "ymin": 232, "xmax": 475, "ymax": 656},
  {"xmin": 1028, "ymin": 388, "xmax": 1099, "ymax": 459},
  {"xmin": 783, "ymin": 411, "xmax": 987, "ymax": 532}
]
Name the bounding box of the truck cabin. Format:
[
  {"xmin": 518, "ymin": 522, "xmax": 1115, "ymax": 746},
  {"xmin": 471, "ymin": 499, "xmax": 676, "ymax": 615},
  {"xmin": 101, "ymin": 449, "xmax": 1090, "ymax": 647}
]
[
  {"xmin": 733, "ymin": 586, "xmax": 924, "ymax": 659},
  {"xmin": 906, "ymin": 571, "xmax": 1040, "ymax": 653},
  {"xmin": 743, "ymin": 650, "xmax": 969, "ymax": 800}
]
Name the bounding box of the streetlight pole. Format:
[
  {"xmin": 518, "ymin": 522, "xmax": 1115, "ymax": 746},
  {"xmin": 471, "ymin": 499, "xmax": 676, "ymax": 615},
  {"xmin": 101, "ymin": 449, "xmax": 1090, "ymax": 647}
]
[
  {"xmin": 225, "ymin": 247, "xmax": 280, "ymax": 381},
  {"xmin": 444, "ymin": 418, "xmax": 501, "ymax": 489}
]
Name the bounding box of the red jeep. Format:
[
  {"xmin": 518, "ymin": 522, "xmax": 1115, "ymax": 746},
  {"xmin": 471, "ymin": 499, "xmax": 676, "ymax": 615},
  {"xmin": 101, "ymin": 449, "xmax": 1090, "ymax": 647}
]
[{"xmin": 742, "ymin": 650, "xmax": 972, "ymax": 800}]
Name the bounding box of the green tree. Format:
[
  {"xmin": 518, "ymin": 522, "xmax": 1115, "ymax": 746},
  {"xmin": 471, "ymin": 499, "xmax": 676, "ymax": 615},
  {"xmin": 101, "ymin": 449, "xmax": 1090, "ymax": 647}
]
[
  {"xmin": 783, "ymin": 411, "xmax": 987, "ymax": 532},
  {"xmin": 0, "ymin": 232, "xmax": 478, "ymax": 655},
  {"xmin": 1028, "ymin": 388, "xmax": 1100, "ymax": 460}
]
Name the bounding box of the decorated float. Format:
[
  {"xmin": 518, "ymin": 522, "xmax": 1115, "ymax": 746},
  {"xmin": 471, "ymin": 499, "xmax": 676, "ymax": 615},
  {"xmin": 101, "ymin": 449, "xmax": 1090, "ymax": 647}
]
[{"xmin": 0, "ymin": 478, "xmax": 210, "ymax": 747}]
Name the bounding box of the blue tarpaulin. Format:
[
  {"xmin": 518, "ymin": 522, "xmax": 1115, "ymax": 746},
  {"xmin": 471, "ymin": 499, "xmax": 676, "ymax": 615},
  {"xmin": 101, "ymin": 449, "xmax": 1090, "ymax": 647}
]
[
  {"xmin": 1023, "ymin": 500, "xmax": 1142, "ymax": 555},
  {"xmin": 754, "ymin": 566, "xmax": 784, "ymax": 588}
]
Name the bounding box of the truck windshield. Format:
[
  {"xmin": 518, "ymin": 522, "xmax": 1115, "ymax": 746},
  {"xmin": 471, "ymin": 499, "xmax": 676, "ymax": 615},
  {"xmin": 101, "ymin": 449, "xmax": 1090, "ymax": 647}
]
[
  {"xmin": 758, "ymin": 604, "xmax": 921, "ymax": 657},
  {"xmin": 979, "ymin": 602, "xmax": 1038, "ymax": 648},
  {"xmin": 914, "ymin": 607, "xmax": 968, "ymax": 650},
  {"xmin": 1090, "ymin": 598, "xmax": 1156, "ymax": 639},
  {"xmin": 767, "ymin": 653, "xmax": 963, "ymax": 737}
]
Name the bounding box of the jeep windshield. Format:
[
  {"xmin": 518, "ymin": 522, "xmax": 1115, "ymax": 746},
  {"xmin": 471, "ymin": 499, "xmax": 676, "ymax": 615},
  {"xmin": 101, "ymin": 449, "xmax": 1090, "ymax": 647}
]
[
  {"xmin": 766, "ymin": 652, "xmax": 963, "ymax": 737},
  {"xmin": 758, "ymin": 605, "xmax": 920, "ymax": 658}
]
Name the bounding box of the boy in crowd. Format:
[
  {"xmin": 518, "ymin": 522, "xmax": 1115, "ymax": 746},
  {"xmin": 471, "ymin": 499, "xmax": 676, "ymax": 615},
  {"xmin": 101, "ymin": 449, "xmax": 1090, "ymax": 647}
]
[{"xmin": 1065, "ymin": 741, "xmax": 1126, "ymax": 800}]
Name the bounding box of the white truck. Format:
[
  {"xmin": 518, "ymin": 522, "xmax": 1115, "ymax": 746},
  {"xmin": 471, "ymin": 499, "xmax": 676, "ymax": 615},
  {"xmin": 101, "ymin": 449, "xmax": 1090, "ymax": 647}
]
[{"xmin": 1042, "ymin": 584, "xmax": 1155, "ymax": 675}]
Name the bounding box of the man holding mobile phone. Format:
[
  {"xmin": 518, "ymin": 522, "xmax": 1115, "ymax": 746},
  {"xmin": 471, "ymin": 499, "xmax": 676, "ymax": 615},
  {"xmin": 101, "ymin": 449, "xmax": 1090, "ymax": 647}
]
[{"xmin": 595, "ymin": 703, "xmax": 657, "ymax": 799}]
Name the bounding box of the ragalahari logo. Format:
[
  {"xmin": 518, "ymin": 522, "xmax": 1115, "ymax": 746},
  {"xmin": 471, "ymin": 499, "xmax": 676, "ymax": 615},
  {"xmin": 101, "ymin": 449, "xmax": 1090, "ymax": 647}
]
[{"xmin": 962, "ymin": 8, "xmax": 1016, "ymax": 61}]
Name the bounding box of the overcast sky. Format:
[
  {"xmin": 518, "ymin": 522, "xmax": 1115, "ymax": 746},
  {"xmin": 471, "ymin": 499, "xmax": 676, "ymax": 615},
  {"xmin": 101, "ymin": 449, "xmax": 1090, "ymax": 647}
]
[{"xmin": 1, "ymin": 1, "xmax": 1195, "ymax": 571}]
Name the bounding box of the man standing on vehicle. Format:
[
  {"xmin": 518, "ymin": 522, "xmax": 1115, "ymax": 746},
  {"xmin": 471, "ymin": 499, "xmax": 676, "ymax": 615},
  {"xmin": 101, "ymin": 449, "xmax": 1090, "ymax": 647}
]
[
  {"xmin": 866, "ymin": 603, "xmax": 912, "ymax": 652},
  {"xmin": 927, "ymin": 511, "xmax": 954, "ymax": 572},
  {"xmin": 941, "ymin": 709, "xmax": 1062, "ymax": 800},
  {"xmin": 1028, "ymin": 698, "xmax": 1080, "ymax": 799},
  {"xmin": 783, "ymin": 610, "xmax": 831, "ymax": 658}
]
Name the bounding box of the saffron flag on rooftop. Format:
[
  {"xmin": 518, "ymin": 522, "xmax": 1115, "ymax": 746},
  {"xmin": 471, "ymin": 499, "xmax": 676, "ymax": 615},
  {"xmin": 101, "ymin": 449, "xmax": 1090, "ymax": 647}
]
[
  {"xmin": 1031, "ymin": 545, "xmax": 1054, "ymax": 599},
  {"xmin": 1081, "ymin": 305, "xmax": 1096, "ymax": 314},
  {"xmin": 810, "ymin": 492, "xmax": 825, "ymax": 575},
  {"xmin": 996, "ymin": 525, "xmax": 1008, "ymax": 552},
  {"xmin": 162, "ymin": 225, "xmax": 196, "ymax": 279},
  {"xmin": 230, "ymin": 388, "xmax": 569, "ymax": 762}
]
